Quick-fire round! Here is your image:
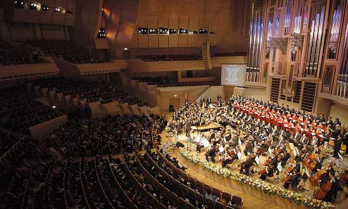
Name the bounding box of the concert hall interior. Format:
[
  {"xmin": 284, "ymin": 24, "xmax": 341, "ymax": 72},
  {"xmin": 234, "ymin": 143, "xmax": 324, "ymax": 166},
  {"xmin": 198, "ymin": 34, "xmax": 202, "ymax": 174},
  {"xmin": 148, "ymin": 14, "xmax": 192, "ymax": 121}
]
[{"xmin": 1, "ymin": 0, "xmax": 348, "ymax": 208}]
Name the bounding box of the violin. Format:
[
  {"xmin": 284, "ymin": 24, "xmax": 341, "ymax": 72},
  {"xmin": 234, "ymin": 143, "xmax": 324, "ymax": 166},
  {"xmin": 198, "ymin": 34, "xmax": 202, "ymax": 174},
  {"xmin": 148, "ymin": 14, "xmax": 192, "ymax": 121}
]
[
  {"xmin": 263, "ymin": 157, "xmax": 272, "ymax": 166},
  {"xmin": 281, "ymin": 165, "xmax": 295, "ymax": 183}
]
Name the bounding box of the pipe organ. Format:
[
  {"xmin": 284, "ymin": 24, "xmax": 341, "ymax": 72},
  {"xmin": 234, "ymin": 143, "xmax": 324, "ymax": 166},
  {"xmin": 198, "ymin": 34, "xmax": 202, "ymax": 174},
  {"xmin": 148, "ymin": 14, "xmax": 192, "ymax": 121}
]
[
  {"xmin": 248, "ymin": 0, "xmax": 348, "ymax": 113},
  {"xmin": 246, "ymin": 0, "xmax": 265, "ymax": 82}
]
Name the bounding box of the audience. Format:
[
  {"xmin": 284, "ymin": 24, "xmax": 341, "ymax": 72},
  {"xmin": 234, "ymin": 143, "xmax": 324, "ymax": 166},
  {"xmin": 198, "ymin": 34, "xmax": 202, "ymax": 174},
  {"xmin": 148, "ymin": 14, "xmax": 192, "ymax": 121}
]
[
  {"xmin": 0, "ymin": 41, "xmax": 43, "ymax": 66},
  {"xmin": 31, "ymin": 77, "xmax": 150, "ymax": 106},
  {"xmin": 28, "ymin": 40, "xmax": 102, "ymax": 64}
]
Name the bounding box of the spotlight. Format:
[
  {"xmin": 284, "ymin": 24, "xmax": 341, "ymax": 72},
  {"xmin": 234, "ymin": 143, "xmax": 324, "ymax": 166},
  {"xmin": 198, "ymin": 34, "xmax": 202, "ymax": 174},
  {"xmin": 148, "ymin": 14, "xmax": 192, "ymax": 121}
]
[
  {"xmin": 52, "ymin": 106, "xmax": 56, "ymax": 109},
  {"xmin": 174, "ymin": 95, "xmax": 177, "ymax": 97},
  {"xmin": 124, "ymin": 48, "xmax": 128, "ymax": 50}
]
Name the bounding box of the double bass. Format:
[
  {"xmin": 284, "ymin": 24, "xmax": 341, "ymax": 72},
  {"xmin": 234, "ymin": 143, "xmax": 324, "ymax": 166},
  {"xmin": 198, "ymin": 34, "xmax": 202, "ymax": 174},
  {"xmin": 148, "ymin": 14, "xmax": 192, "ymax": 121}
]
[{"xmin": 313, "ymin": 172, "xmax": 333, "ymax": 200}]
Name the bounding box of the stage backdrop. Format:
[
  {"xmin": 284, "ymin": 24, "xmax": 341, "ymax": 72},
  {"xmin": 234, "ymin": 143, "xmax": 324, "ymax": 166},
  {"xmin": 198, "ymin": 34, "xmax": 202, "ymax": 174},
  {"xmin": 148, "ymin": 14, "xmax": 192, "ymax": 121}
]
[{"xmin": 221, "ymin": 64, "xmax": 246, "ymax": 86}]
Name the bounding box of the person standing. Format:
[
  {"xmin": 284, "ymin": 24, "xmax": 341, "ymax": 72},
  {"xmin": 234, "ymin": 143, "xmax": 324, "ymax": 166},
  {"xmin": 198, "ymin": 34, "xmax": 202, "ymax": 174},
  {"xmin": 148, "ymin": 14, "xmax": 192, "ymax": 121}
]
[{"xmin": 333, "ymin": 135, "xmax": 343, "ymax": 158}]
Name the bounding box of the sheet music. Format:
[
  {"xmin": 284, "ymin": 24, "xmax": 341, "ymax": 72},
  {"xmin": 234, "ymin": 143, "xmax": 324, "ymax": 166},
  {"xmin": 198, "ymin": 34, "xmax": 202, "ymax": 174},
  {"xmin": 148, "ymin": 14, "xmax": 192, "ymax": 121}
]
[
  {"xmin": 338, "ymin": 153, "xmax": 344, "ymax": 160},
  {"xmin": 201, "ymin": 139, "xmax": 210, "ymax": 148},
  {"xmin": 305, "ymin": 167, "xmax": 311, "ymax": 177},
  {"xmin": 277, "ymin": 162, "xmax": 282, "ymax": 172},
  {"xmin": 293, "ymin": 149, "xmax": 297, "ymax": 157},
  {"xmin": 238, "ymin": 139, "xmax": 242, "ymax": 146},
  {"xmin": 255, "ymin": 156, "xmax": 260, "ymax": 165},
  {"xmin": 219, "ymin": 145, "xmax": 224, "ymax": 153},
  {"xmin": 268, "ymin": 147, "xmax": 272, "ymax": 155}
]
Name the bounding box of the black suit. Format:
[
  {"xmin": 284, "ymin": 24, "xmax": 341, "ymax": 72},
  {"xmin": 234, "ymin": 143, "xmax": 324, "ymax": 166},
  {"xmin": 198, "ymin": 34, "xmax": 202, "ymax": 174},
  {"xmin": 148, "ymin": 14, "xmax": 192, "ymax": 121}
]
[{"xmin": 333, "ymin": 138, "xmax": 342, "ymax": 158}]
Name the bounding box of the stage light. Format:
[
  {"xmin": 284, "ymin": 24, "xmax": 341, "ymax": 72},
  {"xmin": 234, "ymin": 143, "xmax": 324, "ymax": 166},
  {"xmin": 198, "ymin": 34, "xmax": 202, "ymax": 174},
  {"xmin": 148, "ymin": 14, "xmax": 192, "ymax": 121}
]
[
  {"xmin": 174, "ymin": 95, "xmax": 177, "ymax": 97},
  {"xmin": 52, "ymin": 106, "xmax": 56, "ymax": 109},
  {"xmin": 124, "ymin": 48, "xmax": 128, "ymax": 50}
]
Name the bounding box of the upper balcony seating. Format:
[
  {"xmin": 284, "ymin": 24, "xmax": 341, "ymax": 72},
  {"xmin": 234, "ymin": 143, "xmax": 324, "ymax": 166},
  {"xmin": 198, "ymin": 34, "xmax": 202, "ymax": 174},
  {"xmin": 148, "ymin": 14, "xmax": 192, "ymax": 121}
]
[{"xmin": 27, "ymin": 40, "xmax": 102, "ymax": 64}]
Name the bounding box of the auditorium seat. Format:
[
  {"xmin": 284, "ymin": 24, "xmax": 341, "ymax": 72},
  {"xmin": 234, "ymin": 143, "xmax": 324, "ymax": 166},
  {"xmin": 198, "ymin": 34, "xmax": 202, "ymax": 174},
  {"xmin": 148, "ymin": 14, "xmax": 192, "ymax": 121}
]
[
  {"xmin": 221, "ymin": 191, "xmax": 232, "ymax": 204},
  {"xmin": 216, "ymin": 201, "xmax": 226, "ymax": 209},
  {"xmin": 232, "ymin": 195, "xmax": 244, "ymax": 208}
]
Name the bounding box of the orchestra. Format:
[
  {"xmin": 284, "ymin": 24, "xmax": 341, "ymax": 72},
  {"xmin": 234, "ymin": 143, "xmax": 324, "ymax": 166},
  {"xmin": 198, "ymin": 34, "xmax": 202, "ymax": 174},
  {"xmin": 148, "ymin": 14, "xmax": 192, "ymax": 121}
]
[{"xmin": 172, "ymin": 95, "xmax": 348, "ymax": 203}]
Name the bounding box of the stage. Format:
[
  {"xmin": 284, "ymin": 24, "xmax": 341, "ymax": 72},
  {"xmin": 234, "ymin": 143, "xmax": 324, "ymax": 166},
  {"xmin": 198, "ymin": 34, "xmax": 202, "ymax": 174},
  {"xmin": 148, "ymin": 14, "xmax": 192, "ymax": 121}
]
[{"xmin": 161, "ymin": 127, "xmax": 348, "ymax": 209}]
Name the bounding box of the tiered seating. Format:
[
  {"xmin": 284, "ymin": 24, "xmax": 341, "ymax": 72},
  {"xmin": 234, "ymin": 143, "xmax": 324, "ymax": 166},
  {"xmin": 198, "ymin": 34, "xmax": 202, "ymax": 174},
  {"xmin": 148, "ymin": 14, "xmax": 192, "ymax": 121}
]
[
  {"xmin": 0, "ymin": 138, "xmax": 38, "ymax": 208},
  {"xmin": 41, "ymin": 114, "xmax": 167, "ymax": 158},
  {"xmin": 125, "ymin": 155, "xmax": 177, "ymax": 208},
  {"xmin": 109, "ymin": 157, "xmax": 148, "ymax": 208},
  {"xmin": 137, "ymin": 54, "xmax": 201, "ymax": 61},
  {"xmin": 155, "ymin": 149, "xmax": 243, "ymax": 208},
  {"xmin": 212, "ymin": 52, "xmax": 247, "ymax": 57},
  {"xmin": 44, "ymin": 161, "xmax": 67, "ymax": 209},
  {"xmin": 0, "ymin": 87, "xmax": 62, "ymax": 134},
  {"xmin": 31, "ymin": 77, "xmax": 150, "ymax": 106},
  {"xmin": 28, "ymin": 40, "xmax": 102, "ymax": 64},
  {"xmin": 97, "ymin": 158, "xmax": 128, "ymax": 208},
  {"xmin": 0, "ymin": 41, "xmax": 43, "ymax": 65},
  {"xmin": 81, "ymin": 158, "xmax": 109, "ymax": 208},
  {"xmin": 132, "ymin": 76, "xmax": 172, "ymax": 87},
  {"xmin": 65, "ymin": 161, "xmax": 90, "ymax": 208}
]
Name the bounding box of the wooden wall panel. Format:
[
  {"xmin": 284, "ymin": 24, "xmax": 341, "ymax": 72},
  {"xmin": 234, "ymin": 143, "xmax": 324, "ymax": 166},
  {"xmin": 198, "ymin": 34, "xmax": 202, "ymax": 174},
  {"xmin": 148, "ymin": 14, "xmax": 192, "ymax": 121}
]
[
  {"xmin": 159, "ymin": 17, "xmax": 169, "ymax": 28},
  {"xmin": 9, "ymin": 23, "xmax": 34, "ymax": 41},
  {"xmin": 39, "ymin": 10, "xmax": 53, "ymax": 24},
  {"xmin": 188, "ymin": 35, "xmax": 198, "ymax": 47},
  {"xmin": 179, "ymin": 17, "xmax": 189, "ymax": 29},
  {"xmin": 42, "ymin": 25, "xmax": 65, "ymax": 40},
  {"xmin": 65, "ymin": 14, "xmax": 75, "ymax": 25},
  {"xmin": 169, "ymin": 35, "xmax": 179, "ymax": 47},
  {"xmin": 179, "ymin": 35, "xmax": 188, "ymax": 47},
  {"xmin": 138, "ymin": 35, "xmax": 149, "ymax": 48},
  {"xmin": 169, "ymin": 17, "xmax": 179, "ymax": 29},
  {"xmin": 13, "ymin": 9, "xmax": 28, "ymax": 22},
  {"xmin": 27, "ymin": 11, "xmax": 40, "ymax": 23},
  {"xmin": 159, "ymin": 35, "xmax": 169, "ymax": 47},
  {"xmin": 52, "ymin": 13, "xmax": 65, "ymax": 25},
  {"xmin": 149, "ymin": 35, "xmax": 159, "ymax": 48}
]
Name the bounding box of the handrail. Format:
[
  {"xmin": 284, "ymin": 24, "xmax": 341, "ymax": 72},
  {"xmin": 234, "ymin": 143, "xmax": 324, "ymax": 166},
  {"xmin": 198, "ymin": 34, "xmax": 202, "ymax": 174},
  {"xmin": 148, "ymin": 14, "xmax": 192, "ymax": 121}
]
[
  {"xmin": 107, "ymin": 158, "xmax": 137, "ymax": 209},
  {"xmin": 156, "ymin": 149, "xmax": 181, "ymax": 174},
  {"xmin": 124, "ymin": 159, "xmax": 158, "ymax": 207},
  {"xmin": 134, "ymin": 154, "xmax": 181, "ymax": 206},
  {"xmin": 42, "ymin": 164, "xmax": 53, "ymax": 209},
  {"xmin": 94, "ymin": 158, "xmax": 115, "ymax": 209},
  {"xmin": 79, "ymin": 159, "xmax": 91, "ymax": 209},
  {"xmin": 62, "ymin": 162, "xmax": 71, "ymax": 209}
]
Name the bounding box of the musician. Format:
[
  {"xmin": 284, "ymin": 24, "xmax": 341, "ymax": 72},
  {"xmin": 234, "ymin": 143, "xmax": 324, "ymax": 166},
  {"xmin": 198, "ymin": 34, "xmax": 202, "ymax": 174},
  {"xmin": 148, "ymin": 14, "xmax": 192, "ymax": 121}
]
[
  {"xmin": 222, "ymin": 148, "xmax": 239, "ymax": 168},
  {"xmin": 240, "ymin": 155, "xmax": 256, "ymax": 176},
  {"xmin": 319, "ymin": 141, "xmax": 332, "ymax": 162},
  {"xmin": 196, "ymin": 140, "xmax": 204, "ymax": 153},
  {"xmin": 333, "ymin": 135, "xmax": 342, "ymax": 158},
  {"xmin": 205, "ymin": 146, "xmax": 217, "ymax": 162},
  {"xmin": 259, "ymin": 164, "xmax": 275, "ymax": 180},
  {"xmin": 243, "ymin": 139, "xmax": 254, "ymax": 156},
  {"xmin": 185, "ymin": 120, "xmax": 191, "ymax": 137}
]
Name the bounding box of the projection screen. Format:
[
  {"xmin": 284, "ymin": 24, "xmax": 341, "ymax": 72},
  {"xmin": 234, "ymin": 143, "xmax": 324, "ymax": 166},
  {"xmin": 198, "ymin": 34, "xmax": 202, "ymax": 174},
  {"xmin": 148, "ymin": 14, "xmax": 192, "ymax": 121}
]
[{"xmin": 221, "ymin": 64, "xmax": 246, "ymax": 86}]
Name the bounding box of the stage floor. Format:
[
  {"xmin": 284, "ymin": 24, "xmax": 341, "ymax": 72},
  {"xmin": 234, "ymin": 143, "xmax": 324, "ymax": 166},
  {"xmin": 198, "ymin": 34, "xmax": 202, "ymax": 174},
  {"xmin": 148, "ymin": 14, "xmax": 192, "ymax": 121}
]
[{"xmin": 160, "ymin": 129, "xmax": 348, "ymax": 209}]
